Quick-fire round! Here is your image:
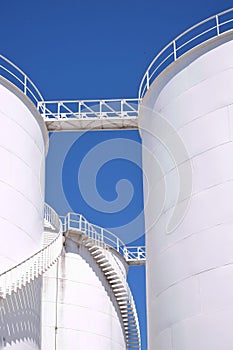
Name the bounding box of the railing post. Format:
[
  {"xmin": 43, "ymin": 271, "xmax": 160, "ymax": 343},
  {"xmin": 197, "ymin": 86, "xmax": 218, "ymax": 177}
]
[
  {"xmin": 116, "ymin": 238, "xmax": 119, "ymax": 252},
  {"xmin": 40, "ymin": 101, "xmax": 46, "ymax": 119},
  {"xmin": 58, "ymin": 102, "xmax": 61, "ymax": 119},
  {"xmin": 24, "ymin": 75, "xmax": 27, "ymax": 95},
  {"xmin": 121, "ymin": 99, "xmax": 125, "ymax": 117},
  {"xmin": 68, "ymin": 212, "xmax": 71, "ymax": 230},
  {"xmin": 101, "ymin": 228, "xmax": 104, "ymax": 243},
  {"xmin": 137, "ymin": 247, "xmax": 141, "ymax": 260},
  {"xmin": 79, "ymin": 101, "xmax": 82, "ymax": 118},
  {"xmin": 216, "ymin": 15, "xmax": 220, "ymax": 35},
  {"xmin": 123, "ymin": 247, "xmax": 128, "ymax": 261},
  {"xmin": 173, "ymin": 40, "xmax": 177, "ymax": 61},
  {"xmin": 99, "ymin": 101, "xmax": 103, "ymax": 117},
  {"xmin": 146, "ymin": 71, "xmax": 150, "ymax": 90}
]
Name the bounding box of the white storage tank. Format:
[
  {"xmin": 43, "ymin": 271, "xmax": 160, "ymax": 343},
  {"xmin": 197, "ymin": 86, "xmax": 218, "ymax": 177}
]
[
  {"xmin": 0, "ymin": 67, "xmax": 48, "ymax": 350},
  {"xmin": 0, "ymin": 77, "xmax": 48, "ymax": 272},
  {"xmin": 42, "ymin": 233, "xmax": 127, "ymax": 350},
  {"xmin": 139, "ymin": 19, "xmax": 233, "ymax": 350}
]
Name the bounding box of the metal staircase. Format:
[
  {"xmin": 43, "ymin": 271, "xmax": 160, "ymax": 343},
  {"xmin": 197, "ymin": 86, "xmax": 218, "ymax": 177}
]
[
  {"xmin": 86, "ymin": 241, "xmax": 141, "ymax": 349},
  {"xmin": 0, "ymin": 206, "xmax": 144, "ymax": 349},
  {"xmin": 0, "ymin": 204, "xmax": 63, "ymax": 299},
  {"xmin": 0, "ymin": 52, "xmax": 146, "ymax": 349},
  {"xmin": 62, "ymin": 212, "xmax": 145, "ymax": 265},
  {"xmin": 62, "ymin": 212, "xmax": 142, "ymax": 349}
]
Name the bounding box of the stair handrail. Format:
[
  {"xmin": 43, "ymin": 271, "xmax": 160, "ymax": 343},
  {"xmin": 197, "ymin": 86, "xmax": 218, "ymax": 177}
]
[
  {"xmin": 44, "ymin": 203, "xmax": 61, "ymax": 232},
  {"xmin": 111, "ymin": 251, "xmax": 141, "ymax": 349},
  {"xmin": 0, "ymin": 204, "xmax": 63, "ymax": 298},
  {"xmin": 62, "ymin": 212, "xmax": 145, "ymax": 263}
]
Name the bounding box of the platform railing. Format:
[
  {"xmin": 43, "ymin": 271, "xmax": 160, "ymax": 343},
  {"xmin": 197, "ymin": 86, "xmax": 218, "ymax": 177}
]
[
  {"xmin": 0, "ymin": 55, "xmax": 140, "ymax": 123},
  {"xmin": 139, "ymin": 8, "xmax": 233, "ymax": 98},
  {"xmin": 38, "ymin": 98, "xmax": 140, "ymax": 121},
  {"xmin": 61, "ymin": 212, "xmax": 146, "ymax": 264},
  {"xmin": 44, "ymin": 203, "xmax": 61, "ymax": 232},
  {"xmin": 0, "ymin": 55, "xmax": 44, "ymax": 109},
  {"xmin": 0, "ymin": 204, "xmax": 63, "ymax": 298},
  {"xmin": 123, "ymin": 246, "xmax": 146, "ymax": 262}
]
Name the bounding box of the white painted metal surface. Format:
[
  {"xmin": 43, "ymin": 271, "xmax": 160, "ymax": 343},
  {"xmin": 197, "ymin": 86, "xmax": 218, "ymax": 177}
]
[
  {"xmin": 0, "ymin": 277, "xmax": 42, "ymax": 350},
  {"xmin": 0, "ymin": 204, "xmax": 62, "ymax": 298},
  {"xmin": 139, "ymin": 28, "xmax": 233, "ymax": 350},
  {"xmin": 61, "ymin": 212, "xmax": 146, "ymax": 265},
  {"xmin": 0, "ymin": 55, "xmax": 44, "ymax": 108},
  {"xmin": 42, "ymin": 236, "xmax": 127, "ymax": 350},
  {"xmin": 0, "ymin": 77, "xmax": 48, "ymax": 273},
  {"xmin": 139, "ymin": 7, "xmax": 233, "ymax": 98},
  {"xmin": 0, "ymin": 76, "xmax": 48, "ymax": 349},
  {"xmin": 0, "ymin": 55, "xmax": 140, "ymax": 131},
  {"xmin": 0, "ymin": 204, "xmax": 62, "ymax": 350},
  {"xmin": 42, "ymin": 212, "xmax": 142, "ymax": 349},
  {"xmin": 39, "ymin": 99, "xmax": 139, "ymax": 131}
]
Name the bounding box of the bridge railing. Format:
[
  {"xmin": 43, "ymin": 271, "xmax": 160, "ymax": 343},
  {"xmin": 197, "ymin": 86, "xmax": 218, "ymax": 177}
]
[
  {"xmin": 0, "ymin": 56, "xmax": 140, "ymax": 123},
  {"xmin": 38, "ymin": 98, "xmax": 140, "ymax": 120},
  {"xmin": 123, "ymin": 246, "xmax": 146, "ymax": 262},
  {"xmin": 139, "ymin": 8, "xmax": 233, "ymax": 98}
]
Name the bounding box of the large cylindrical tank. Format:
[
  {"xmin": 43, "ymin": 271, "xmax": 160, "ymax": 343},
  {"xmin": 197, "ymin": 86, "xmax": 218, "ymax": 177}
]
[
  {"xmin": 42, "ymin": 234, "xmax": 127, "ymax": 350},
  {"xmin": 0, "ymin": 78, "xmax": 48, "ymax": 273},
  {"xmin": 139, "ymin": 32, "xmax": 233, "ymax": 349},
  {"xmin": 0, "ymin": 76, "xmax": 48, "ymax": 350}
]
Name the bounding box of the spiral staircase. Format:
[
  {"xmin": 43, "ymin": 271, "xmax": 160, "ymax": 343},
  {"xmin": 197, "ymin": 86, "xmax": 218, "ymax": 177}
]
[
  {"xmin": 0, "ymin": 205, "xmax": 144, "ymax": 349},
  {"xmin": 62, "ymin": 212, "xmax": 144, "ymax": 349},
  {"xmin": 0, "ymin": 204, "xmax": 63, "ymax": 300}
]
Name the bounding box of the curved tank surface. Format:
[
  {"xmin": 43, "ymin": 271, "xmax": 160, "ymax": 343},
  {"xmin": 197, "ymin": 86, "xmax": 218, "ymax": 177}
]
[
  {"xmin": 0, "ymin": 78, "xmax": 48, "ymax": 272},
  {"xmin": 42, "ymin": 233, "xmax": 127, "ymax": 350},
  {"xmin": 139, "ymin": 29, "xmax": 233, "ymax": 349},
  {"xmin": 0, "ymin": 77, "xmax": 48, "ymax": 350}
]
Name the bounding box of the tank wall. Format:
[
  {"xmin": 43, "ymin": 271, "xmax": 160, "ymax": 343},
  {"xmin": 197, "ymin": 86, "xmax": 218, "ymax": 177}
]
[
  {"xmin": 139, "ymin": 35, "xmax": 233, "ymax": 349},
  {"xmin": 41, "ymin": 237, "xmax": 126, "ymax": 350},
  {"xmin": 0, "ymin": 81, "xmax": 47, "ymax": 273},
  {"xmin": 0, "ymin": 277, "xmax": 42, "ymax": 350}
]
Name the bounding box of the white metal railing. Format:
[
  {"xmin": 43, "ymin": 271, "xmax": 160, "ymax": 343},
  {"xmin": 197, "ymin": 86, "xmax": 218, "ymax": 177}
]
[
  {"xmin": 0, "ymin": 55, "xmax": 140, "ymax": 127},
  {"xmin": 61, "ymin": 211, "xmax": 142, "ymax": 347},
  {"xmin": 0, "ymin": 204, "xmax": 63, "ymax": 298},
  {"xmin": 110, "ymin": 252, "xmax": 141, "ymax": 349},
  {"xmin": 127, "ymin": 285, "xmax": 141, "ymax": 348},
  {"xmin": 38, "ymin": 98, "xmax": 140, "ymax": 121},
  {"xmin": 0, "ymin": 55, "xmax": 44, "ymax": 109},
  {"xmin": 44, "ymin": 203, "xmax": 61, "ymax": 232},
  {"xmin": 123, "ymin": 246, "xmax": 146, "ymax": 262},
  {"xmin": 61, "ymin": 212, "xmax": 146, "ymax": 264},
  {"xmin": 139, "ymin": 8, "xmax": 233, "ymax": 98}
]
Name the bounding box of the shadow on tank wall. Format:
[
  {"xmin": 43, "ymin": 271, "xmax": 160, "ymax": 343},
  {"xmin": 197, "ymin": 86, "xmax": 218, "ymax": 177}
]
[
  {"xmin": 0, "ymin": 277, "xmax": 41, "ymax": 349},
  {"xmin": 64, "ymin": 236, "xmax": 125, "ymax": 328}
]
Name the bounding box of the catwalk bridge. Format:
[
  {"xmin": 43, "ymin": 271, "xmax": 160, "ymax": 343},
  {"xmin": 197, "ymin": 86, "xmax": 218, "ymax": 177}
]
[{"xmin": 1, "ymin": 8, "xmax": 233, "ymax": 131}]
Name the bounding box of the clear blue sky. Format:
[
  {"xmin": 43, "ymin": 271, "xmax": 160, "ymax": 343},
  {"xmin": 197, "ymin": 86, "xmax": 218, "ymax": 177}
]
[{"xmin": 1, "ymin": 1, "xmax": 232, "ymax": 349}]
